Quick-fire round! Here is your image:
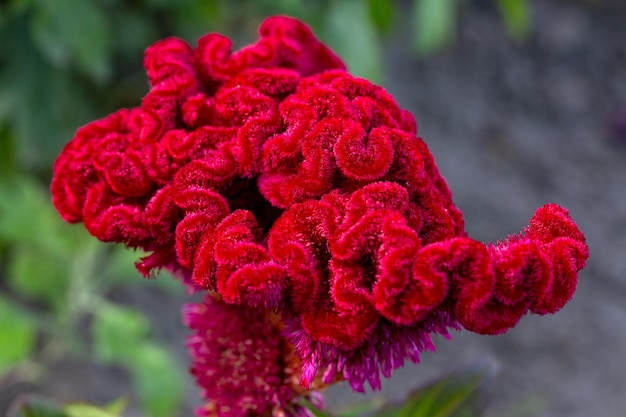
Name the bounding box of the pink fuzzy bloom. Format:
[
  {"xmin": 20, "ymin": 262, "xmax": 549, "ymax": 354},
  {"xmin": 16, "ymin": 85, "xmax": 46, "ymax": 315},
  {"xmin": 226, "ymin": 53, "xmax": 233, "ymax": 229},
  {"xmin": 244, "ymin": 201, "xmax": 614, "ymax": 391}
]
[
  {"xmin": 185, "ymin": 296, "xmax": 323, "ymax": 417},
  {"xmin": 51, "ymin": 16, "xmax": 588, "ymax": 393}
]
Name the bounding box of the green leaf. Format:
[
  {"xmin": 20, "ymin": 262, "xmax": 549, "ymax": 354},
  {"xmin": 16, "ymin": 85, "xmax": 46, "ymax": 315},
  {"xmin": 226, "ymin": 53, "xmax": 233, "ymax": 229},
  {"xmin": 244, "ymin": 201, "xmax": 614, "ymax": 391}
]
[
  {"xmin": 0, "ymin": 297, "xmax": 37, "ymax": 376},
  {"xmin": 0, "ymin": 178, "xmax": 58, "ymax": 248},
  {"xmin": 10, "ymin": 396, "xmax": 67, "ymax": 417},
  {"xmin": 91, "ymin": 304, "xmax": 150, "ymax": 365},
  {"xmin": 374, "ymin": 360, "xmax": 498, "ymax": 417},
  {"xmin": 172, "ymin": 0, "xmax": 224, "ymax": 42},
  {"xmin": 103, "ymin": 398, "xmax": 128, "ymax": 415},
  {"xmin": 109, "ymin": 9, "xmax": 156, "ymax": 63},
  {"xmin": 8, "ymin": 247, "xmax": 69, "ymax": 308},
  {"xmin": 0, "ymin": 125, "xmax": 16, "ymax": 177},
  {"xmin": 0, "ymin": 23, "xmax": 98, "ymax": 170},
  {"xmin": 4, "ymin": 0, "xmax": 34, "ymax": 15},
  {"xmin": 300, "ymin": 397, "xmax": 335, "ymax": 417},
  {"xmin": 128, "ymin": 343, "xmax": 184, "ymax": 417},
  {"xmin": 322, "ymin": 0, "xmax": 384, "ymax": 82},
  {"xmin": 496, "ymin": 0, "xmax": 531, "ymax": 41},
  {"xmin": 0, "ymin": 177, "xmax": 89, "ymax": 253},
  {"xmin": 64, "ymin": 403, "xmax": 121, "ymax": 417},
  {"xmin": 0, "ymin": 177, "xmax": 112, "ymax": 319},
  {"xmin": 31, "ymin": 0, "xmax": 113, "ymax": 82},
  {"xmin": 412, "ymin": 0, "xmax": 457, "ymax": 56},
  {"xmin": 92, "ymin": 305, "xmax": 183, "ymax": 416},
  {"xmin": 99, "ymin": 246, "xmax": 185, "ymax": 295},
  {"xmin": 143, "ymin": 0, "xmax": 177, "ymax": 8},
  {"xmin": 368, "ymin": 0, "xmax": 395, "ymax": 35},
  {"xmin": 98, "ymin": 246, "xmax": 143, "ymax": 289},
  {"xmin": 337, "ymin": 397, "xmax": 385, "ymax": 417}
]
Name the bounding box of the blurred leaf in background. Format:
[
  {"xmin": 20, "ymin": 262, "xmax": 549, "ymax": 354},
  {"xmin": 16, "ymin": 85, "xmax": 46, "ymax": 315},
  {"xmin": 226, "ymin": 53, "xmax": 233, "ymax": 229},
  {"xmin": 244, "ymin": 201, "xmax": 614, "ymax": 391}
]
[
  {"xmin": 92, "ymin": 305, "xmax": 151, "ymax": 365},
  {"xmin": 368, "ymin": 0, "xmax": 396, "ymax": 35},
  {"xmin": 0, "ymin": 176, "xmax": 185, "ymax": 416},
  {"xmin": 412, "ymin": 0, "xmax": 458, "ymax": 56},
  {"xmin": 496, "ymin": 0, "xmax": 531, "ymax": 41},
  {"xmin": 0, "ymin": 297, "xmax": 37, "ymax": 377},
  {"xmin": 411, "ymin": 0, "xmax": 531, "ymax": 56},
  {"xmin": 0, "ymin": 178, "xmax": 86, "ymax": 310},
  {"xmin": 129, "ymin": 343, "xmax": 185, "ymax": 417},
  {"xmin": 322, "ymin": 0, "xmax": 384, "ymax": 81},
  {"xmin": 372, "ymin": 360, "xmax": 498, "ymax": 417},
  {"xmin": 64, "ymin": 401, "xmax": 128, "ymax": 417},
  {"xmin": 31, "ymin": 0, "xmax": 113, "ymax": 83},
  {"xmin": 9, "ymin": 396, "xmax": 126, "ymax": 417},
  {"xmin": 93, "ymin": 305, "xmax": 184, "ymax": 417},
  {"xmin": 298, "ymin": 359, "xmax": 498, "ymax": 417},
  {"xmin": 9, "ymin": 396, "xmax": 69, "ymax": 417}
]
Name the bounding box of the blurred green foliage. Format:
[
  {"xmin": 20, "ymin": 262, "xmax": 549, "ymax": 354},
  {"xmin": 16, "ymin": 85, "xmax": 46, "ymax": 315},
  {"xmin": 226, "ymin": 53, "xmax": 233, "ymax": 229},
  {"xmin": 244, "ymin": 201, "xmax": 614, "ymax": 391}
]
[
  {"xmin": 0, "ymin": 0, "xmax": 387, "ymax": 175},
  {"xmin": 372, "ymin": 360, "xmax": 497, "ymax": 417},
  {"xmin": 0, "ymin": 0, "xmax": 529, "ymax": 416},
  {"xmin": 0, "ymin": 296, "xmax": 37, "ymax": 376},
  {"xmin": 0, "ymin": 176, "xmax": 186, "ymax": 417},
  {"xmin": 301, "ymin": 360, "xmax": 497, "ymax": 417},
  {"xmin": 93, "ymin": 305, "xmax": 184, "ymax": 417},
  {"xmin": 496, "ymin": 0, "xmax": 530, "ymax": 41},
  {"xmin": 12, "ymin": 395, "xmax": 128, "ymax": 417},
  {"xmin": 413, "ymin": 0, "xmax": 458, "ymax": 56},
  {"xmin": 0, "ymin": 0, "xmax": 530, "ymax": 174}
]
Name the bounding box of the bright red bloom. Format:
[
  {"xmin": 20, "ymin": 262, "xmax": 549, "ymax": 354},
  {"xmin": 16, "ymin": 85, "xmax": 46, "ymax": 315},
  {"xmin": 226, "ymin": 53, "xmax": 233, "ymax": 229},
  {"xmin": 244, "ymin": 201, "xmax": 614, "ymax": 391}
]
[{"xmin": 51, "ymin": 16, "xmax": 588, "ymax": 394}]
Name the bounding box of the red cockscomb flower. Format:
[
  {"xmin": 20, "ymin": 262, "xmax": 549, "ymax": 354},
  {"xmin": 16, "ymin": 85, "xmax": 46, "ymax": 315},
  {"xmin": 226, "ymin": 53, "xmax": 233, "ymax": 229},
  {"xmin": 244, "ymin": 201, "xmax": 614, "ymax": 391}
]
[{"xmin": 51, "ymin": 15, "xmax": 588, "ymax": 398}]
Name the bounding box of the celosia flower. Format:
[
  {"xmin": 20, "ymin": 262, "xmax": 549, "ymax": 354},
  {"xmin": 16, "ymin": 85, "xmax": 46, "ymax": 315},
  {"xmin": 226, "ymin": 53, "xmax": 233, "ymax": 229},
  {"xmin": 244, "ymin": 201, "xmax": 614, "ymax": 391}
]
[
  {"xmin": 185, "ymin": 295, "xmax": 323, "ymax": 417},
  {"xmin": 51, "ymin": 15, "xmax": 589, "ymax": 400}
]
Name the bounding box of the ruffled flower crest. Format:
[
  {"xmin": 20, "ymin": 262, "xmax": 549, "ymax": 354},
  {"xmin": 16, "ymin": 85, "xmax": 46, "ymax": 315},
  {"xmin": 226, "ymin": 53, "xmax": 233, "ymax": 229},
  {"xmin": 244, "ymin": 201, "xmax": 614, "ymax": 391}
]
[{"xmin": 51, "ymin": 15, "xmax": 589, "ymax": 413}]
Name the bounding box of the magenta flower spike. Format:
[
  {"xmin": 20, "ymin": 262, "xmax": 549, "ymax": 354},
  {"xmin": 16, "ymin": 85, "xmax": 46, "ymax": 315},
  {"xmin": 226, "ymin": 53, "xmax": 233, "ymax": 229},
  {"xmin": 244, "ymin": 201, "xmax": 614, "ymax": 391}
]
[{"xmin": 185, "ymin": 295, "xmax": 323, "ymax": 417}]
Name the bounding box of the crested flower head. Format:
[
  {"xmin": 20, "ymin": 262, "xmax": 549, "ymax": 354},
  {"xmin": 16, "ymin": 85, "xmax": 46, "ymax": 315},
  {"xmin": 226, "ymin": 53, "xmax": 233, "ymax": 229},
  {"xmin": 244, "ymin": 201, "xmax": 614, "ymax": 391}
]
[{"xmin": 51, "ymin": 16, "xmax": 589, "ymax": 395}]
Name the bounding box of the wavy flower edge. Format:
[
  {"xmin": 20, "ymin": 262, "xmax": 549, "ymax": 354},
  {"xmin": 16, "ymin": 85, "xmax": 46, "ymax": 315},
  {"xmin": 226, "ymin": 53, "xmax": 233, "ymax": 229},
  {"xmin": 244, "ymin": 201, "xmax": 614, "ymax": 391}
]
[{"xmin": 50, "ymin": 15, "xmax": 589, "ymax": 407}]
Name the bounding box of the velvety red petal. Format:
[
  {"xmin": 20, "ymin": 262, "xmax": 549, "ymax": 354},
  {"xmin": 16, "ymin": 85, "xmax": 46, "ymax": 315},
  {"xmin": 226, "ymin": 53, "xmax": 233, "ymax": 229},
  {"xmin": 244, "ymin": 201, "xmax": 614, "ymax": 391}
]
[{"xmin": 49, "ymin": 16, "xmax": 589, "ymax": 396}]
